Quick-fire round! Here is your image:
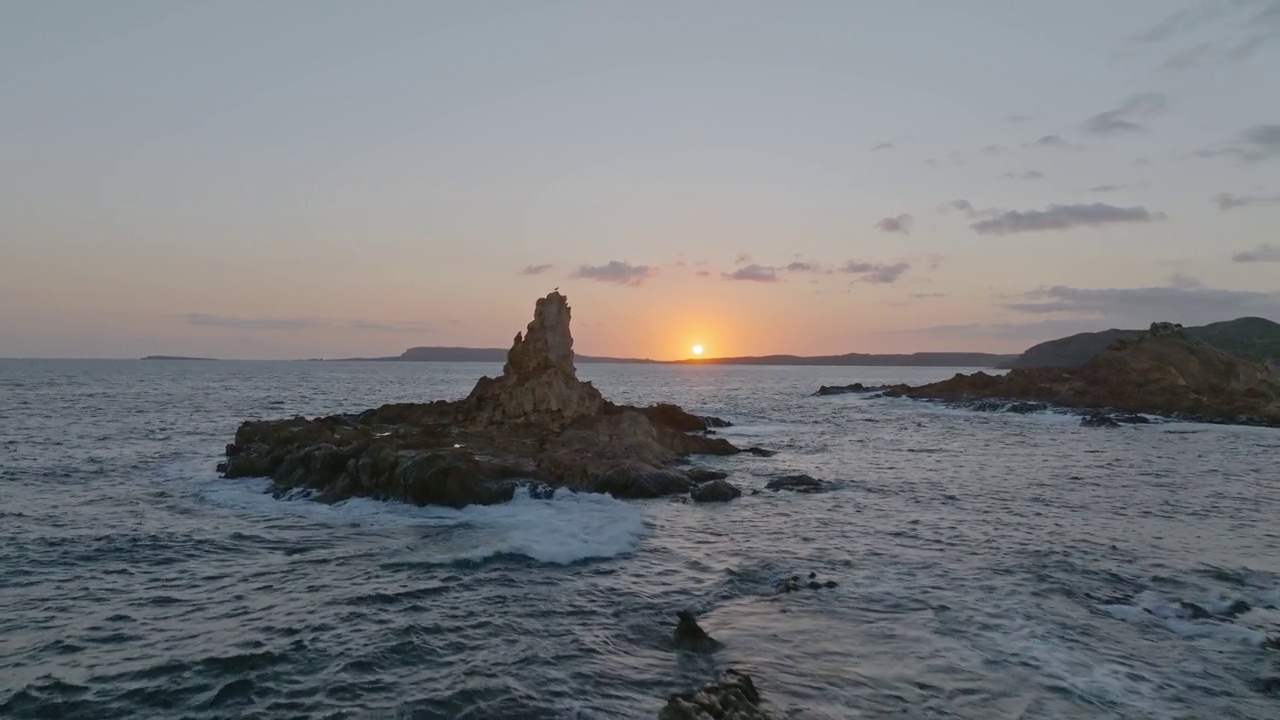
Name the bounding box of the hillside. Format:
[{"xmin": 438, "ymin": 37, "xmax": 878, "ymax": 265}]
[{"xmin": 999, "ymin": 317, "xmax": 1280, "ymax": 369}]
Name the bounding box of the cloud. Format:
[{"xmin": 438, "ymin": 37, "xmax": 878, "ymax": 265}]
[
  {"xmin": 785, "ymin": 261, "xmax": 822, "ymax": 272},
  {"xmin": 840, "ymin": 261, "xmax": 911, "ymax": 283},
  {"xmin": 1004, "ymin": 170, "xmax": 1045, "ymax": 180},
  {"xmin": 1002, "ymin": 284, "xmax": 1280, "ymax": 322},
  {"xmin": 694, "ymin": 270, "xmax": 711, "ymax": 277},
  {"xmin": 520, "ymin": 264, "xmax": 553, "ymax": 275},
  {"xmin": 1088, "ymin": 184, "xmax": 1129, "ymax": 192},
  {"xmin": 185, "ymin": 314, "xmax": 433, "ymax": 333},
  {"xmin": 1025, "ymin": 134, "xmax": 1080, "ymax": 150},
  {"xmin": 940, "ymin": 199, "xmax": 977, "ymax": 216},
  {"xmin": 734, "ymin": 253, "xmax": 752, "ymax": 265},
  {"xmin": 979, "ymin": 144, "xmax": 1008, "ymax": 157},
  {"xmin": 970, "ymin": 203, "xmax": 1166, "ymax": 235},
  {"xmin": 1167, "ymin": 272, "xmax": 1204, "ymax": 289},
  {"xmin": 911, "ymin": 292, "xmax": 947, "ymax": 298},
  {"xmin": 572, "ymin": 261, "xmax": 657, "ymax": 286},
  {"xmin": 1212, "ymin": 191, "xmax": 1280, "ymax": 209},
  {"xmin": 1082, "ymin": 93, "xmax": 1170, "ymax": 135},
  {"xmin": 1140, "ymin": 1, "xmax": 1280, "ymax": 70},
  {"xmin": 1007, "ymin": 114, "xmax": 1033, "ymax": 124},
  {"xmin": 874, "ymin": 214, "xmax": 913, "ymax": 234},
  {"xmin": 1196, "ymin": 124, "xmax": 1280, "ymax": 161},
  {"xmin": 1233, "ymin": 243, "xmax": 1280, "ymax": 262},
  {"xmin": 1131, "ymin": 157, "xmax": 1154, "ymax": 167},
  {"xmin": 870, "ymin": 142, "xmax": 895, "ymax": 151},
  {"xmin": 722, "ymin": 264, "xmax": 780, "ymax": 282}
]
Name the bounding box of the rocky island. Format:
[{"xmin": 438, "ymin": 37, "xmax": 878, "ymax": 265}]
[
  {"xmin": 219, "ymin": 292, "xmax": 758, "ymax": 507},
  {"xmin": 891, "ymin": 322, "xmax": 1280, "ymax": 427}
]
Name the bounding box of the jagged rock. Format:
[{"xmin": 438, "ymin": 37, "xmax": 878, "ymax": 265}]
[
  {"xmin": 219, "ymin": 292, "xmax": 765, "ymax": 508},
  {"xmin": 741, "ymin": 447, "xmax": 778, "ymax": 457},
  {"xmin": 687, "ymin": 468, "xmax": 728, "ymax": 482},
  {"xmin": 765, "ymin": 474, "xmax": 825, "ymax": 493},
  {"xmin": 690, "ymin": 479, "xmax": 741, "ymax": 502},
  {"xmin": 463, "ymin": 292, "xmax": 605, "ymax": 430},
  {"xmin": 902, "ymin": 323, "xmax": 1280, "ymax": 427},
  {"xmin": 672, "ymin": 610, "xmax": 720, "ymax": 653},
  {"xmin": 659, "ymin": 670, "xmax": 770, "ymax": 720}
]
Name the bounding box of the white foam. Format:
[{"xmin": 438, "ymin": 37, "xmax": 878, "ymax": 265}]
[
  {"xmin": 197, "ymin": 477, "xmax": 645, "ymax": 565},
  {"xmin": 1102, "ymin": 591, "xmax": 1270, "ymax": 646}
]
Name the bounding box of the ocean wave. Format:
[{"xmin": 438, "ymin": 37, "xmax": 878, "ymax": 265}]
[{"xmin": 198, "ymin": 479, "xmax": 645, "ymax": 565}]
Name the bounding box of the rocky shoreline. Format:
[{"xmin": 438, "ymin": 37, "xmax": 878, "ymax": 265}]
[
  {"xmin": 219, "ymin": 292, "xmax": 763, "ymax": 507},
  {"xmin": 815, "ymin": 323, "xmax": 1280, "ymax": 428}
]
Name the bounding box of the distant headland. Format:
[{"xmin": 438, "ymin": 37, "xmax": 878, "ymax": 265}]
[
  {"xmin": 324, "ymin": 346, "xmax": 1018, "ymax": 367},
  {"xmin": 141, "ymin": 355, "xmax": 218, "ymax": 361}
]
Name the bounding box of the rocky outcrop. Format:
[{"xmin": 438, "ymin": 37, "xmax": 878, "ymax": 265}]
[
  {"xmin": 221, "ymin": 292, "xmax": 764, "ymax": 507},
  {"xmin": 765, "ymin": 474, "xmax": 826, "ymax": 493},
  {"xmin": 690, "ymin": 479, "xmax": 741, "ymax": 502},
  {"xmin": 902, "ymin": 323, "xmax": 1280, "ymax": 427},
  {"xmin": 659, "ymin": 670, "xmax": 771, "ymax": 720},
  {"xmin": 672, "ymin": 610, "xmax": 720, "ymax": 653}
]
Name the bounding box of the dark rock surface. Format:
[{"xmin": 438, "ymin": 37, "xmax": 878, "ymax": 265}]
[
  {"xmin": 672, "ymin": 610, "xmax": 720, "ymax": 654},
  {"xmin": 659, "ymin": 670, "xmax": 771, "ymax": 719},
  {"xmin": 777, "ymin": 571, "xmax": 839, "ymax": 593},
  {"xmin": 765, "ymin": 474, "xmax": 826, "ymax": 493},
  {"xmin": 690, "ymin": 479, "xmax": 742, "ymax": 503},
  {"xmin": 1080, "ymin": 412, "xmax": 1121, "ymax": 428},
  {"xmin": 221, "ymin": 292, "xmax": 759, "ymax": 507}
]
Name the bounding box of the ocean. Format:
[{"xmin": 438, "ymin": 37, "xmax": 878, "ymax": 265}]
[{"xmin": 2, "ymin": 359, "xmax": 1278, "ymax": 719}]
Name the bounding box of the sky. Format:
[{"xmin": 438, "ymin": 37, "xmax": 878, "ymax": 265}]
[{"xmin": 2, "ymin": 0, "xmax": 1278, "ymax": 360}]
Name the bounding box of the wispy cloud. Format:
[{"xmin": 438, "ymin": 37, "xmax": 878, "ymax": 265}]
[
  {"xmin": 970, "ymin": 203, "xmax": 1165, "ymax": 235},
  {"xmin": 572, "ymin": 260, "xmax": 657, "ymax": 286},
  {"xmin": 521, "ymin": 263, "xmax": 553, "ymax": 275},
  {"xmin": 1167, "ymin": 272, "xmax": 1204, "ymax": 289},
  {"xmin": 979, "ymin": 144, "xmax": 1008, "ymax": 157},
  {"xmin": 185, "ymin": 314, "xmax": 433, "ymax": 333},
  {"xmin": 870, "ymin": 142, "xmax": 895, "ymax": 151},
  {"xmin": 1024, "ymin": 134, "xmax": 1081, "ymax": 150},
  {"xmin": 1088, "ymin": 184, "xmax": 1129, "ymax": 193},
  {"xmin": 874, "ymin": 214, "xmax": 913, "ymax": 234},
  {"xmin": 1139, "ymin": 0, "xmax": 1280, "ymax": 71},
  {"xmin": 785, "ymin": 261, "xmax": 823, "ymax": 272},
  {"xmin": 1004, "ymin": 170, "xmax": 1045, "ymax": 180},
  {"xmin": 722, "ymin": 264, "xmax": 780, "ymax": 282},
  {"xmin": 1233, "ymin": 243, "xmax": 1280, "ymax": 262},
  {"xmin": 1082, "ymin": 93, "xmax": 1169, "ymax": 136},
  {"xmin": 1003, "ymin": 284, "xmax": 1280, "ymax": 320},
  {"xmin": 840, "ymin": 261, "xmax": 911, "ymax": 284},
  {"xmin": 1212, "ymin": 191, "xmax": 1280, "ymax": 209},
  {"xmin": 1007, "ymin": 114, "xmax": 1033, "ymax": 124},
  {"xmin": 1195, "ymin": 124, "xmax": 1280, "ymax": 161},
  {"xmin": 734, "ymin": 253, "xmax": 752, "ymax": 265}
]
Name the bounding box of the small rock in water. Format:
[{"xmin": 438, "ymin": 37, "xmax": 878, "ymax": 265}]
[
  {"xmin": 673, "ymin": 610, "xmax": 720, "ymax": 653},
  {"xmin": 765, "ymin": 474, "xmax": 825, "ymax": 493},
  {"xmin": 776, "ymin": 572, "xmax": 837, "ymax": 594},
  {"xmin": 659, "ymin": 669, "xmax": 770, "ymax": 719},
  {"xmin": 1251, "ymin": 677, "xmax": 1280, "ymax": 695},
  {"xmin": 813, "ymin": 383, "xmax": 867, "ymax": 396},
  {"xmin": 741, "ymin": 447, "xmax": 778, "ymax": 457},
  {"xmin": 1177, "ymin": 601, "xmax": 1213, "ymax": 620},
  {"xmin": 1220, "ymin": 599, "xmax": 1251, "ymax": 618},
  {"xmin": 690, "ymin": 479, "xmax": 742, "ymax": 503},
  {"xmin": 1080, "ymin": 412, "xmax": 1121, "ymax": 428}
]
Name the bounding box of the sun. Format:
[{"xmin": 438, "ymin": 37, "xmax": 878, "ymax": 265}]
[{"xmin": 691, "ymin": 345, "xmax": 704, "ymax": 356}]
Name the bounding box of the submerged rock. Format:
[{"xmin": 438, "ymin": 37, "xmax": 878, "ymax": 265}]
[
  {"xmin": 765, "ymin": 474, "xmax": 825, "ymax": 493},
  {"xmin": 690, "ymin": 479, "xmax": 741, "ymax": 503},
  {"xmin": 673, "ymin": 610, "xmax": 720, "ymax": 653},
  {"xmin": 659, "ymin": 670, "xmax": 770, "ymax": 720},
  {"xmin": 220, "ymin": 292, "xmax": 764, "ymax": 508}
]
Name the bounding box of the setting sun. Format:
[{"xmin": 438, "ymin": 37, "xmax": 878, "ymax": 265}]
[{"xmin": 691, "ymin": 345, "xmax": 704, "ymax": 356}]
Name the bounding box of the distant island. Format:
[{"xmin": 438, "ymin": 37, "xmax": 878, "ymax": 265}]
[
  {"xmin": 141, "ymin": 355, "xmax": 218, "ymax": 361},
  {"xmin": 327, "ymin": 346, "xmax": 1016, "ymax": 367},
  {"xmin": 998, "ymin": 317, "xmax": 1280, "ymax": 369}
]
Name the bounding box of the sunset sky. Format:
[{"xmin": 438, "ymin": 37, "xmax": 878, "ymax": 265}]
[{"xmin": 3, "ymin": 1, "xmax": 1278, "ymax": 360}]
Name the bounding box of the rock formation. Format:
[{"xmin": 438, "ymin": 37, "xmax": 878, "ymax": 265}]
[
  {"xmin": 659, "ymin": 670, "xmax": 771, "ymax": 720},
  {"xmin": 672, "ymin": 610, "xmax": 720, "ymax": 653},
  {"xmin": 221, "ymin": 292, "xmax": 759, "ymax": 507},
  {"xmin": 689, "ymin": 479, "xmax": 741, "ymax": 502},
  {"xmin": 897, "ymin": 323, "xmax": 1280, "ymax": 427}
]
